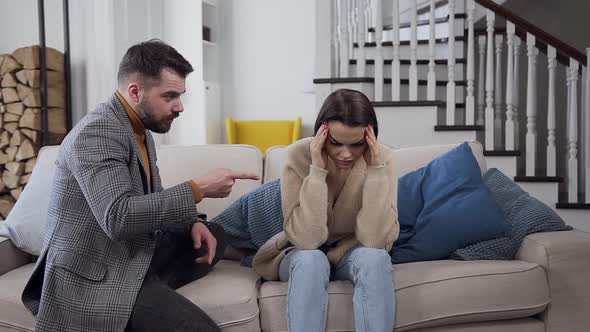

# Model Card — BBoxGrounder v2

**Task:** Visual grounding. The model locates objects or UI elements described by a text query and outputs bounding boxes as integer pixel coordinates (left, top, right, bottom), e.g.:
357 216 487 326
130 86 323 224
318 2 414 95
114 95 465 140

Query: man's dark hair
117 39 194 86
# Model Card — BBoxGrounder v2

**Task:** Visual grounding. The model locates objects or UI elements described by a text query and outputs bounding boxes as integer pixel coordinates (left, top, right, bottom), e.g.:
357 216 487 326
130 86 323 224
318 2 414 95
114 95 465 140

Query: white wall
219 0 317 139
0 0 64 54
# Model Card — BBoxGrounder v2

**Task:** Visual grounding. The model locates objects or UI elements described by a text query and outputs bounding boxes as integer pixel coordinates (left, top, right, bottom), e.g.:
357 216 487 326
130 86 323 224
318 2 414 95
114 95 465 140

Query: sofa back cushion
156 144 263 218
392 141 487 177
262 142 487 183
0 144 263 255
264 145 289 183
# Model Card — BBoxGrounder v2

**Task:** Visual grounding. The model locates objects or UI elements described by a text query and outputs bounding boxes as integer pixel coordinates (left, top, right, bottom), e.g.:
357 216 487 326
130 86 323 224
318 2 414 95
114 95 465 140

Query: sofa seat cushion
0 263 36 331
258 260 549 332
0 260 261 332
176 260 261 331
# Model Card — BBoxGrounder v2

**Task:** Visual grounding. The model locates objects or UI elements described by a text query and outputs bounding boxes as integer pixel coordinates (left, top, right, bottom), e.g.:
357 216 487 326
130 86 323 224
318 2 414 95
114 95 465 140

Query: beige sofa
1 142 589 332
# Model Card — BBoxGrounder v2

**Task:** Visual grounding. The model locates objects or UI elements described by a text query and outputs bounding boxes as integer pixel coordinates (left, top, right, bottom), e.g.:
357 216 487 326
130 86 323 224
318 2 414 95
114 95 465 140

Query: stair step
434 125 484 131
483 150 521 157
556 203 590 209
485 155 517 177
313 77 467 86
369 13 467 32
514 176 563 183
350 58 467 65
372 101 444 107
355 36 466 48
386 78 467 86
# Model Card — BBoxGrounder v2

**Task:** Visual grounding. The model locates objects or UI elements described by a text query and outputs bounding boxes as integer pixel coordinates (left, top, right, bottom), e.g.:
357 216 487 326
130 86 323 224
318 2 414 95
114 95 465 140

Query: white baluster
356 0 367 77
409 0 418 100
586 48 590 203
391 0 400 101
477 35 486 125
427 0 436 101
337 0 350 77
331 1 340 76
446 0 456 124
465 0 476 125
494 34 504 149
374 0 384 101
348 0 356 65
546 46 557 176
513 37 522 149
525 33 537 176
567 59 579 202
485 10 495 151
505 22 515 150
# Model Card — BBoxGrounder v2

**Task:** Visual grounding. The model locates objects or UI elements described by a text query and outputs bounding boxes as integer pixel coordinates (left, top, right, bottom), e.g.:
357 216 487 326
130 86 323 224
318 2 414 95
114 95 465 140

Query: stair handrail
474 0 586 66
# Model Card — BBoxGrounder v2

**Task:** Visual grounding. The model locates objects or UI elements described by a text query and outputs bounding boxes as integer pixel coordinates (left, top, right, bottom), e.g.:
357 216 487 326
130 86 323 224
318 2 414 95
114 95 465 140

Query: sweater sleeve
281 153 330 250
355 152 400 251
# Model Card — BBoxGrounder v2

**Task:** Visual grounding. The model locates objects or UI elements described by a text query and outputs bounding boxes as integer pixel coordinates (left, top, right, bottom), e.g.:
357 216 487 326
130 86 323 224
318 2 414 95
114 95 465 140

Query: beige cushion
414 318 544 332
176 260 261 331
0 260 261 332
156 144 263 218
392 141 487 177
258 260 549 332
262 142 487 185
263 145 288 183
0 263 35 331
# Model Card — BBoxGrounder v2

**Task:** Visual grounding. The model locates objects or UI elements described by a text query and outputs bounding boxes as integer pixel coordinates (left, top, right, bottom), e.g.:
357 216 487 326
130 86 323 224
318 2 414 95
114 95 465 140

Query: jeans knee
352 248 392 271
290 249 330 277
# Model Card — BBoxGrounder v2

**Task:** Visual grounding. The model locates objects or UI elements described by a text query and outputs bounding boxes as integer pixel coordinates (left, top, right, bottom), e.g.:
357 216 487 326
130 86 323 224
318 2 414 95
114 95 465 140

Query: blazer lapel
109 94 150 193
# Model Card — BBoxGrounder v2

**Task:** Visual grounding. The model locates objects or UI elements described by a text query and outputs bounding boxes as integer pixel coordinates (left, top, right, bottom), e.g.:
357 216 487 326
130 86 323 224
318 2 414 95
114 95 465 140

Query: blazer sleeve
66 118 199 241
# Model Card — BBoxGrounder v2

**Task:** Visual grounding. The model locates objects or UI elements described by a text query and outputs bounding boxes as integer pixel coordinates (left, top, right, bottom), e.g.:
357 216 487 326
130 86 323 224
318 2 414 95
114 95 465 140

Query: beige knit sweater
253 137 399 281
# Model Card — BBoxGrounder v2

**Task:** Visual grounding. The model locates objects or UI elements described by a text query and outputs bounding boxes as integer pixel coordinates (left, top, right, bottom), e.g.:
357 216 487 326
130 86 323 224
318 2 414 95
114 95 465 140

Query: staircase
314 0 590 231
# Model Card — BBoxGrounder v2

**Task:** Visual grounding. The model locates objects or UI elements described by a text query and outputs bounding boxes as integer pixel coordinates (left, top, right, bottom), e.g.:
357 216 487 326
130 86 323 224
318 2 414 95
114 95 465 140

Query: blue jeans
279 247 395 332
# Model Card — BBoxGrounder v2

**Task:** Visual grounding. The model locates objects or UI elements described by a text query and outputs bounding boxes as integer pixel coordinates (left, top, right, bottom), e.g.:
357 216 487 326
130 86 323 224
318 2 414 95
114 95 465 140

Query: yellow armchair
225 117 302 155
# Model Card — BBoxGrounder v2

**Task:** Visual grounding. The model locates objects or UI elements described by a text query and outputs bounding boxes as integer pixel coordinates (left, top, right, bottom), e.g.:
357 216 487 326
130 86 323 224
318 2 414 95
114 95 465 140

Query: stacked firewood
0 46 66 219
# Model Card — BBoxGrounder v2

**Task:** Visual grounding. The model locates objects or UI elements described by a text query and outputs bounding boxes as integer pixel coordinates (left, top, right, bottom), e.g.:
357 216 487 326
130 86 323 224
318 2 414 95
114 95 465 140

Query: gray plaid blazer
21 94 199 332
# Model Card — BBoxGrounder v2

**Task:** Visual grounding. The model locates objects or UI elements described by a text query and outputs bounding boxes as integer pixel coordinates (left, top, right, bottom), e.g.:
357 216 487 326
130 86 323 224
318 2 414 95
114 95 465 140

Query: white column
525 33 538 176
337 0 350 77
356 0 367 77
485 10 495 151
494 34 504 149
546 46 557 176
477 35 486 126
567 59 579 202
505 22 515 150
409 0 418 100
465 0 476 125
373 0 384 101
348 0 356 65
586 48 590 203
391 0 400 101
513 37 522 149
427 0 436 101
446 0 456 124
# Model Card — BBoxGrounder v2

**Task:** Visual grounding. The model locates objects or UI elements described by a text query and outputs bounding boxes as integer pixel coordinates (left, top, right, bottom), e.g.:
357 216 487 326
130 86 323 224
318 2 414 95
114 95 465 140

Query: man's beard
136 99 179 133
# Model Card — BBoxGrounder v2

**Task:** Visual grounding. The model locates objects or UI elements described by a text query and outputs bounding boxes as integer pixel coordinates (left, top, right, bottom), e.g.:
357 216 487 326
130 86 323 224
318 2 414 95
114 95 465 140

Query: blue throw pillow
391 142 511 263
451 168 572 260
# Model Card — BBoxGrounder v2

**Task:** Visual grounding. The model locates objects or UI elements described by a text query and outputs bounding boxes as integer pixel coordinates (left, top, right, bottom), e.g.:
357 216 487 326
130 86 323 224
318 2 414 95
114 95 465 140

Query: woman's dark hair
314 89 378 137
117 39 194 86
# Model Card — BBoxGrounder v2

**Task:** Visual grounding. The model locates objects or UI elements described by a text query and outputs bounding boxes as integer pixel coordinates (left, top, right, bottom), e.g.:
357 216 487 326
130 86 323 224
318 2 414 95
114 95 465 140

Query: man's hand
193 168 259 198
191 222 217 265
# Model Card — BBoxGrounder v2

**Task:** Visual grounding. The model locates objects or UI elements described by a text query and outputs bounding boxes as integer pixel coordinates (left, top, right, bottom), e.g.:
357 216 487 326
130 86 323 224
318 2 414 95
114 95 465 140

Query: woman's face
325 121 367 170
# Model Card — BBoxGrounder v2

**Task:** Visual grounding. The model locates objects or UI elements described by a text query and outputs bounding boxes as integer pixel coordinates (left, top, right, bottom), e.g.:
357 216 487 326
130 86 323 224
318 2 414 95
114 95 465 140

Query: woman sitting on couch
253 88 400 332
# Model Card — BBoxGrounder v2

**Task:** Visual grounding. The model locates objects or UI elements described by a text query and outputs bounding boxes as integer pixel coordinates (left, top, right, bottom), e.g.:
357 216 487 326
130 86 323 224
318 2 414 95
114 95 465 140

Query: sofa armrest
0 236 32 276
516 229 590 332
